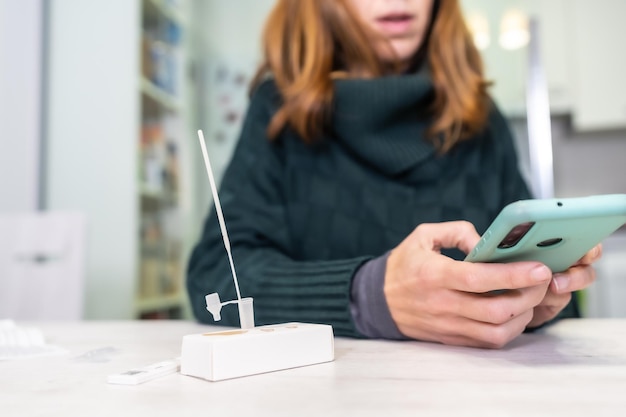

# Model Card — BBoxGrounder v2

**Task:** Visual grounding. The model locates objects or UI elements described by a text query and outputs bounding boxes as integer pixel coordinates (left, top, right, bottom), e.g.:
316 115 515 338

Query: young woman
187 0 600 348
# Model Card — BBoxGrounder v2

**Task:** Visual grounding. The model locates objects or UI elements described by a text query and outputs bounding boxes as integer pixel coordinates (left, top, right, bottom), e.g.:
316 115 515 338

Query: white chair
0 211 86 320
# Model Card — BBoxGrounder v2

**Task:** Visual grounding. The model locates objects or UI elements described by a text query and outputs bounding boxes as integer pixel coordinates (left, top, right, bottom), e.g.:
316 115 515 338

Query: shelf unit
45 0 198 320
136 0 190 319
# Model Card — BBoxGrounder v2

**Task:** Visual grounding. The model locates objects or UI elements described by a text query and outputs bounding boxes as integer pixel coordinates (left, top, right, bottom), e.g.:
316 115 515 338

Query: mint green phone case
465 194 626 272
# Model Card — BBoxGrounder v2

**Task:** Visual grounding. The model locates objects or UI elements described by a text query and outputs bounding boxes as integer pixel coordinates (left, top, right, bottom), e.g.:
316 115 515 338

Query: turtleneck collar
331 70 437 176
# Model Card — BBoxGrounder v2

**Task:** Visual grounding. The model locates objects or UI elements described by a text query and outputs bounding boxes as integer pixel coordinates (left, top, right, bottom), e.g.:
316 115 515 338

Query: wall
45 0 139 319
190 0 275 223
0 0 44 212
193 0 274 61
509 117 626 199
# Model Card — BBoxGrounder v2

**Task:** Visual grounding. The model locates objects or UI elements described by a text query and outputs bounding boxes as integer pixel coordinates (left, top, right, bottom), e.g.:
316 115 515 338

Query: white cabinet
460 0 572 116
46 0 194 319
569 0 626 131
525 0 572 113
461 0 626 130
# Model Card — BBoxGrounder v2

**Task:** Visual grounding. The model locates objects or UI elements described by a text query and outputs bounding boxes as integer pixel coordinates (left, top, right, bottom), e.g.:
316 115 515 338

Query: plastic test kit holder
180 130 335 381
180 293 334 381
180 320 334 382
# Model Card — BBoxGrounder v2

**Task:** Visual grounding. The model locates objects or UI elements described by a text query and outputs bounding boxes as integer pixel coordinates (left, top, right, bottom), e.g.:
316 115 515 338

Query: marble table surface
1 319 625 417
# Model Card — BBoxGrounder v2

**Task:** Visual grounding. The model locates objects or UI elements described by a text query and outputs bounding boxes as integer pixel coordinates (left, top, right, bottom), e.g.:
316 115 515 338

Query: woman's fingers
551 264 597 294
527 291 572 329
440 258 552 293
444 285 548 325
411 221 481 255
399 307 535 349
523 264 597 329
456 309 535 349
574 244 603 266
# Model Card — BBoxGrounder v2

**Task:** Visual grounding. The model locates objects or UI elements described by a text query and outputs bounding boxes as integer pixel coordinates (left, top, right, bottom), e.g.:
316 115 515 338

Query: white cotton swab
197 130 254 329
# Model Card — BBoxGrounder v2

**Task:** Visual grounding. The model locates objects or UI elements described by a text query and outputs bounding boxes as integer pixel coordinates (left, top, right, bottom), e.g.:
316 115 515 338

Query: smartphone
464 194 626 272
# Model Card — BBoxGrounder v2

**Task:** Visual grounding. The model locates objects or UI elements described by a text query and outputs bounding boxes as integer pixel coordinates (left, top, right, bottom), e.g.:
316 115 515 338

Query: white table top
1 319 626 417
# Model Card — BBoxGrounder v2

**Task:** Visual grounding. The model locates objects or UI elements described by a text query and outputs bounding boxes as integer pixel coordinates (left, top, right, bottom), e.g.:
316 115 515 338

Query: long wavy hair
251 0 490 153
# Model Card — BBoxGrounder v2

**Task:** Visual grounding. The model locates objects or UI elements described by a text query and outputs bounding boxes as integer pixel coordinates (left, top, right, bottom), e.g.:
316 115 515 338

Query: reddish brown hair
252 0 490 153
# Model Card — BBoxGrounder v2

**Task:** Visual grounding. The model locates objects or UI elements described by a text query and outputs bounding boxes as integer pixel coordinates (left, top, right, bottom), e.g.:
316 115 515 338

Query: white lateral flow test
179 130 334 382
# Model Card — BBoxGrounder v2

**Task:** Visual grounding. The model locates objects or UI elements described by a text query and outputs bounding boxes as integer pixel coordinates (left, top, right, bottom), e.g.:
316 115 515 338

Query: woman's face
348 0 435 65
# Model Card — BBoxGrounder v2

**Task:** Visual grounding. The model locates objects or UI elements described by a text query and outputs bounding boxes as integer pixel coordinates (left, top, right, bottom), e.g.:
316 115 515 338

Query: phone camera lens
497 222 535 249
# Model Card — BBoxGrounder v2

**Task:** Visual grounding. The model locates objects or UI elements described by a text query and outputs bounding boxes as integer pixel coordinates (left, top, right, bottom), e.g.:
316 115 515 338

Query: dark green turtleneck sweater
187 73 576 337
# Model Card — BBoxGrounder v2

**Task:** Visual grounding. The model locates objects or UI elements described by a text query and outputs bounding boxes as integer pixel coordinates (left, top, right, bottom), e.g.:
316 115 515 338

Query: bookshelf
136 0 190 319
46 0 194 320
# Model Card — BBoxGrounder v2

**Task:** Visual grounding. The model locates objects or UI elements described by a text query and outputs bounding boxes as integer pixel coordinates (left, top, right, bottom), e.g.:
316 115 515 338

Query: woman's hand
526 244 601 329
385 221 552 348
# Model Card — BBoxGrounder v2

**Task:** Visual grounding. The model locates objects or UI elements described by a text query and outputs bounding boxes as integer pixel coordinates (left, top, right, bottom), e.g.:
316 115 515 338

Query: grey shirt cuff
350 252 406 340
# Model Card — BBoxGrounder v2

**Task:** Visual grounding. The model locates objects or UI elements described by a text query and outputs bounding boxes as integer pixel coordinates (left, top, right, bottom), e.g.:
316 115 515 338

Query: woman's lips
375 13 415 35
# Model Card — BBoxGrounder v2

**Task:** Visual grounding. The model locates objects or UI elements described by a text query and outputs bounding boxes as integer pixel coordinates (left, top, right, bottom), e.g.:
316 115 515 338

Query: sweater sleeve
350 253 406 339
186 81 370 337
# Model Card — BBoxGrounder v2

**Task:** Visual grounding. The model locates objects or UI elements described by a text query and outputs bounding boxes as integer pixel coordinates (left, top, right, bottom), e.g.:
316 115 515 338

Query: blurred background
1 0 625 321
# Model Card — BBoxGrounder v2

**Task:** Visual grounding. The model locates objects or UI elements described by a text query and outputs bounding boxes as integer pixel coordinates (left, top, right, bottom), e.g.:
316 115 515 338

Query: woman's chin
375 38 423 67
